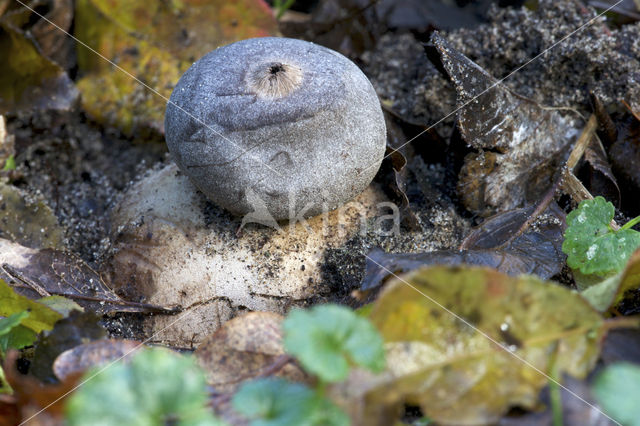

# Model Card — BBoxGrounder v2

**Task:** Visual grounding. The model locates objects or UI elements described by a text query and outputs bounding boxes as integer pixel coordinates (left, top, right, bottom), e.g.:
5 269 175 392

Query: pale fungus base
106 163 388 347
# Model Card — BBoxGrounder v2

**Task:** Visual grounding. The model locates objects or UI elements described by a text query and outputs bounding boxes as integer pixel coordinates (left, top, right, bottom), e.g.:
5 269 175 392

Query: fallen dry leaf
0 5 78 113
431 32 583 217
1 350 82 425
53 339 142 381
0 183 65 249
361 204 566 291
0 238 172 314
194 311 307 395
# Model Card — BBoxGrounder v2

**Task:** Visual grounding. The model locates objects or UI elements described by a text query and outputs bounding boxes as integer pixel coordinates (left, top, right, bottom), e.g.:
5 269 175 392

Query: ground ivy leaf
232 378 349 426
357 266 604 425
0 279 62 333
593 363 640 426
283 304 385 383
65 347 224 426
562 196 640 276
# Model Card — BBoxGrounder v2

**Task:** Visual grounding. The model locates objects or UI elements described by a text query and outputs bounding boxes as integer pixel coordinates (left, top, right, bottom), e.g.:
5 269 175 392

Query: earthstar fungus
165 37 387 221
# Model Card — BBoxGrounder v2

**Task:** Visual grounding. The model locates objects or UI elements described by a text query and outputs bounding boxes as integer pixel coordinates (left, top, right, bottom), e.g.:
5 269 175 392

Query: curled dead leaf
431 32 582 217
194 312 308 395
53 339 142 381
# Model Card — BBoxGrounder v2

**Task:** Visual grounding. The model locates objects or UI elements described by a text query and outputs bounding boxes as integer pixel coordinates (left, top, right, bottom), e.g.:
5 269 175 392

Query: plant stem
603 315 640 331
621 215 640 231
549 345 563 426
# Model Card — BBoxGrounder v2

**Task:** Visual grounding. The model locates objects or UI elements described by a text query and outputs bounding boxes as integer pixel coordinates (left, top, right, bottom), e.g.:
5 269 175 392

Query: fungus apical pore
165 37 387 221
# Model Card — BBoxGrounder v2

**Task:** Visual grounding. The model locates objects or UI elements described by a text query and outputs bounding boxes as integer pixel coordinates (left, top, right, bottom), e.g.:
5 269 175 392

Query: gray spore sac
165 37 387 221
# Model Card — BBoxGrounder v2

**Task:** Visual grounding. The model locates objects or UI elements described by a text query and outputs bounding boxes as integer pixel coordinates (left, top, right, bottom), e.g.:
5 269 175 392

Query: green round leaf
283 304 385 383
232 378 349 426
593 363 640 426
562 197 640 276
65 347 223 426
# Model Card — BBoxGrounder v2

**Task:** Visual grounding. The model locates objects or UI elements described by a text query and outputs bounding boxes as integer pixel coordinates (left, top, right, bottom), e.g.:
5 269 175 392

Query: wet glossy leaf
431 32 582 217
592 363 640 426
283 304 385 383
232 377 349 426
581 249 640 311
0 279 61 333
195 312 307 394
0 7 78 113
358 266 604 425
562 197 640 276
362 205 566 291
74 0 278 136
65 347 224 425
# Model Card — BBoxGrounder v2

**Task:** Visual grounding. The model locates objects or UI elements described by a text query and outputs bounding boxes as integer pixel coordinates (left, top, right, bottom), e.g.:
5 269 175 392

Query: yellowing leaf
0 8 78 113
0 279 62 334
581 248 640 312
356 267 604 425
74 0 278 136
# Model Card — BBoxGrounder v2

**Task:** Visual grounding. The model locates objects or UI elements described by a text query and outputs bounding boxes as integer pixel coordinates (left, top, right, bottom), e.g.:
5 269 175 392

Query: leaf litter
1 0 640 424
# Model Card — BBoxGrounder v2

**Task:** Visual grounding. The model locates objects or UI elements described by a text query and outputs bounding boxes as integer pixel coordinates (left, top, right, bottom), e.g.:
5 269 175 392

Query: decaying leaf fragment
53 339 141 381
361 204 566 291
344 266 605 425
0 183 65 249
0 238 171 314
194 312 307 394
431 32 583 217
0 351 82 426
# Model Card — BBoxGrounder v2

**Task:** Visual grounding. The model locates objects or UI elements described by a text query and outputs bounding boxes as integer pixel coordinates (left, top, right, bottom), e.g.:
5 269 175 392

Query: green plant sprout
2 155 15 171
65 348 225 426
233 304 386 425
273 0 295 19
592 363 640 426
562 196 640 277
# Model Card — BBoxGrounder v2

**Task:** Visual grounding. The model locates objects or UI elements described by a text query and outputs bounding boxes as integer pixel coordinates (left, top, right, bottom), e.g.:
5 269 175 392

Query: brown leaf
582 138 620 205
431 32 583 217
53 339 142 381
361 204 566 291
30 0 75 70
2 350 82 425
194 311 308 394
30 310 106 383
0 238 173 314
609 107 640 211
0 183 65 249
